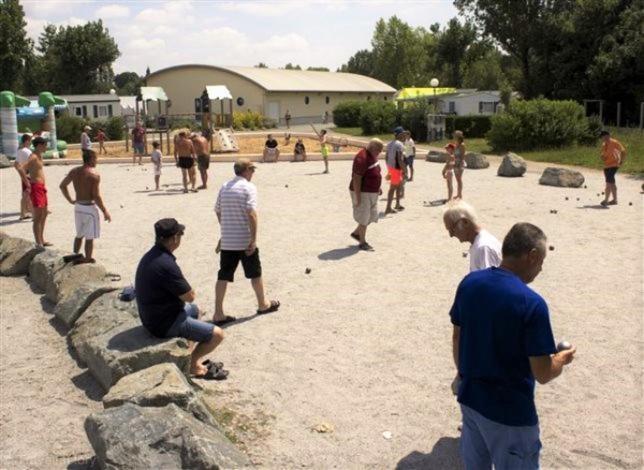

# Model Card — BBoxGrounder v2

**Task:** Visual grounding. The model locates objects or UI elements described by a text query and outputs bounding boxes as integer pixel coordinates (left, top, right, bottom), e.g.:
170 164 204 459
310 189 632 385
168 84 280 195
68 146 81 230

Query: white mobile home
439 90 502 115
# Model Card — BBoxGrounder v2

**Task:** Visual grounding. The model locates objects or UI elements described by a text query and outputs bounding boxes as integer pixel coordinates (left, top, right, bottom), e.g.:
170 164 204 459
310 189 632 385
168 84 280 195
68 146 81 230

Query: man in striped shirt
213 159 280 325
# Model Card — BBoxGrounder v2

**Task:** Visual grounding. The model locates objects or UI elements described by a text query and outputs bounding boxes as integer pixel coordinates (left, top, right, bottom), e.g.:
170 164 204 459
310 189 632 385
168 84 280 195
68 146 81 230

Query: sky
22 0 459 75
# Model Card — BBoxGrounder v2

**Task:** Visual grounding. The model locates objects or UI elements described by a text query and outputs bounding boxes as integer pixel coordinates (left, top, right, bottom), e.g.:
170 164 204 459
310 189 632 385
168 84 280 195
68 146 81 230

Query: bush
360 101 399 135
169 117 199 130
446 115 492 138
399 101 430 142
232 110 266 130
486 99 590 151
579 114 602 146
56 115 88 143
333 101 363 127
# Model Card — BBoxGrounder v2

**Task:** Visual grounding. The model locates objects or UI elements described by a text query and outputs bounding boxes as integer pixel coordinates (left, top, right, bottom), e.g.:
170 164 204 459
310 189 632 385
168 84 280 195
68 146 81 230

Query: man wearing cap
213 158 280 325
80 126 92 159
384 127 408 214
135 218 228 380
349 139 384 251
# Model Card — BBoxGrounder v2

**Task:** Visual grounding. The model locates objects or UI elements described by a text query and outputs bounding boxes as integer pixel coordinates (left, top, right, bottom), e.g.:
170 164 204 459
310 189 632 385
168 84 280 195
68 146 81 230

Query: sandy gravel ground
0 156 642 469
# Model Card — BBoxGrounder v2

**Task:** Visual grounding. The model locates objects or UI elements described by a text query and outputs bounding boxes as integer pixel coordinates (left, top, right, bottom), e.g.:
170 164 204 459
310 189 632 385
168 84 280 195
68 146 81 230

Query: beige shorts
351 191 379 226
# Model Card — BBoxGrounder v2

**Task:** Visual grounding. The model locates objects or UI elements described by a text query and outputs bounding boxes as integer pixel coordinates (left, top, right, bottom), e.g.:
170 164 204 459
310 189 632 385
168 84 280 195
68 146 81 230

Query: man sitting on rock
135 218 227 380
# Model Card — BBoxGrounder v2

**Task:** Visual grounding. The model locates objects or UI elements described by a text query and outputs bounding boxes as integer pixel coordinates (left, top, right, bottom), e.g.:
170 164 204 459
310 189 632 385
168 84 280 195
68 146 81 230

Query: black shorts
218 248 262 282
197 154 210 170
178 156 194 169
604 166 618 184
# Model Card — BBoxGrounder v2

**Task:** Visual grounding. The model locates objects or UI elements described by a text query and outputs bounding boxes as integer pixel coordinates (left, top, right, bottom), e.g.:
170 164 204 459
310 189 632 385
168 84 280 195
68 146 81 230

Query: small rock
120 204 124 208
383 431 393 440
305 267 311 274
312 422 334 433
462 252 468 258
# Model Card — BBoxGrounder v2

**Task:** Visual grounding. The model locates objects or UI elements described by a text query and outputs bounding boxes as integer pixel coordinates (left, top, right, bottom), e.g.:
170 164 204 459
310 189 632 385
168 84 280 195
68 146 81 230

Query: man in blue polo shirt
136 218 227 380
450 222 576 469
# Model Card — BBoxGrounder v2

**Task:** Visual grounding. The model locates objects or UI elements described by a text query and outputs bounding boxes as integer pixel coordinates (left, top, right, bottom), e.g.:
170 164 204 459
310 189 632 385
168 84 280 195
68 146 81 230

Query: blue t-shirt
449 267 556 426
135 244 191 337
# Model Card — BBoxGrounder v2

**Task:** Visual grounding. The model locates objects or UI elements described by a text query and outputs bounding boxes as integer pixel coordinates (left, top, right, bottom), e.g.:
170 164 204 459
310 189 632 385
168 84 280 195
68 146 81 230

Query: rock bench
0 235 43 276
497 152 527 177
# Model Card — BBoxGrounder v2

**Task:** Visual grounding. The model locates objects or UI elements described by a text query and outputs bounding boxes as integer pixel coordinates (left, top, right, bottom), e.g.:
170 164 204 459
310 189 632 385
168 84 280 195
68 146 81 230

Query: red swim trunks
387 167 403 186
30 182 48 208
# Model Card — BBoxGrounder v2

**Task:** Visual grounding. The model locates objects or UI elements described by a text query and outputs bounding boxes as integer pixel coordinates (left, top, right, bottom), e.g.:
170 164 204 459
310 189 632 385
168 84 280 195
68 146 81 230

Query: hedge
487 99 590 151
445 115 491 138
333 101 363 127
359 101 399 135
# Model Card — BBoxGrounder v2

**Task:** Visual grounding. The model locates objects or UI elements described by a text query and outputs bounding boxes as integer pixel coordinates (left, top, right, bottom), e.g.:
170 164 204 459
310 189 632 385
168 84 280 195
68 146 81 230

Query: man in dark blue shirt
136 218 227 380
450 222 576 469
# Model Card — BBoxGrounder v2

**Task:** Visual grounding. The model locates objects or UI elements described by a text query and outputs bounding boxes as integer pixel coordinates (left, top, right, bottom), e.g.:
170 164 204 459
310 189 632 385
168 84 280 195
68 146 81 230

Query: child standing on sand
151 141 162 191
442 143 456 201
97 129 107 155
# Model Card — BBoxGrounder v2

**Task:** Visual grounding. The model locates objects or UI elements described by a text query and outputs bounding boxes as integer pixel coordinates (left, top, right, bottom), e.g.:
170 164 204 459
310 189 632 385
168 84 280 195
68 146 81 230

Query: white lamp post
430 78 439 113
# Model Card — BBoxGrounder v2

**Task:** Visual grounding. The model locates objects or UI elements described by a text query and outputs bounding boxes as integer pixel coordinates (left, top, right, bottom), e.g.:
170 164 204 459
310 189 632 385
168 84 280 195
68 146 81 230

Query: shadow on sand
396 437 462 470
318 245 360 260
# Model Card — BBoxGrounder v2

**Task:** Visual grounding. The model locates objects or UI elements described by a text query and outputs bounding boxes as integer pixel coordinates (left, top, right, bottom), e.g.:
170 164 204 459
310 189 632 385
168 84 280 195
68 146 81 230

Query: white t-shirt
215 176 258 251
403 138 415 157
16 147 32 165
81 132 92 150
469 229 502 272
150 149 162 165
385 140 404 168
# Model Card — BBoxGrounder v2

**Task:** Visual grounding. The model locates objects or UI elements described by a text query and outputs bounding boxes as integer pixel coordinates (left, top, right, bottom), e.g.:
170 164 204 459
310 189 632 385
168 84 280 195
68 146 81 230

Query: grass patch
333 126 643 175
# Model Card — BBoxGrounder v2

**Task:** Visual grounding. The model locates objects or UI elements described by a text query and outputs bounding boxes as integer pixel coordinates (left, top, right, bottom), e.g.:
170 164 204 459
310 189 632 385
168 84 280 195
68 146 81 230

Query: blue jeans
460 404 541 470
165 303 213 343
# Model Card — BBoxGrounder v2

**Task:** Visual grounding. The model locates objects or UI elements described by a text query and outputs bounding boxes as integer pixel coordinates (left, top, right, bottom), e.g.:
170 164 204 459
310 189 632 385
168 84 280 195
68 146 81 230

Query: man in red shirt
349 139 384 251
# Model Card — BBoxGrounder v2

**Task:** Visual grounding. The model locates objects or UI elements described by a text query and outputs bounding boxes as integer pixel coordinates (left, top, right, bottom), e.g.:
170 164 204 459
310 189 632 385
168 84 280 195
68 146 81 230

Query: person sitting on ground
150 141 162 191
442 143 456 201
293 138 307 162
262 134 279 163
135 218 227 380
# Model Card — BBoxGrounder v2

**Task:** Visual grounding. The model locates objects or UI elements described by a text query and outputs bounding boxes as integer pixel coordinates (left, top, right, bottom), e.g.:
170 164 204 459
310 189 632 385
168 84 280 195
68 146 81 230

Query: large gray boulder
539 167 585 188
464 152 489 169
497 152 527 177
69 291 190 390
28 249 66 292
85 403 250 469
103 363 218 428
0 237 43 276
0 154 11 169
45 262 108 303
426 150 448 163
54 283 118 328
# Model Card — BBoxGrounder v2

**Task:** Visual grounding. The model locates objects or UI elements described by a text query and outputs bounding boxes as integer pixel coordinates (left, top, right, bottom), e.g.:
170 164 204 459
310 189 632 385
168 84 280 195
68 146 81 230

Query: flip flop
63 253 84 263
212 315 237 326
42 242 53 247
257 300 280 315
202 359 224 370
195 367 229 381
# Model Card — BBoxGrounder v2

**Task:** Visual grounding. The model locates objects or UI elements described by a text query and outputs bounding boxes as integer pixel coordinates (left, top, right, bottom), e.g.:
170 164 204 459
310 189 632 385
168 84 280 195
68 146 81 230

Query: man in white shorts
14 133 33 219
59 150 111 263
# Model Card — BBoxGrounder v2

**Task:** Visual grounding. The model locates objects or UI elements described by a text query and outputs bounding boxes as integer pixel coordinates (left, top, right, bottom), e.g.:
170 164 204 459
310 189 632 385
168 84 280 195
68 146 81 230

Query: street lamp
430 78 439 113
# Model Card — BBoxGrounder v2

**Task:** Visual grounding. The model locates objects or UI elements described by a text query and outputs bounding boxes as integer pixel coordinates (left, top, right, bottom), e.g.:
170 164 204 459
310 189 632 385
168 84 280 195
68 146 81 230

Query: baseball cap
393 126 406 136
84 125 92 131
154 218 185 239
32 136 47 146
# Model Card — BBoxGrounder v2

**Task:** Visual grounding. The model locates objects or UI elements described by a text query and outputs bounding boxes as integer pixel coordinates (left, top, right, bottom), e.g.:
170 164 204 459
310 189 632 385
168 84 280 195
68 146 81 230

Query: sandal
194 367 229 381
202 359 224 370
257 300 280 315
212 315 237 326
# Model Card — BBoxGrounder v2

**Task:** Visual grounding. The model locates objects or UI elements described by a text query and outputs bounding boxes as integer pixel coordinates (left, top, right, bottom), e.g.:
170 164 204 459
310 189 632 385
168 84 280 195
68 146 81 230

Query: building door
267 101 280 123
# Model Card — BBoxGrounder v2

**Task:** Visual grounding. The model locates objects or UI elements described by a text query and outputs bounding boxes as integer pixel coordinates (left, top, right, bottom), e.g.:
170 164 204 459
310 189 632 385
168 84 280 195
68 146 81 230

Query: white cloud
96 4 129 19
218 0 306 17
25 15 88 42
128 38 166 51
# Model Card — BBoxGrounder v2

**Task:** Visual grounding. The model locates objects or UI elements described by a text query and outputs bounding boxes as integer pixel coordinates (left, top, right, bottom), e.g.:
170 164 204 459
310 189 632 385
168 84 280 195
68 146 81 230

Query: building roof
439 90 501 100
60 94 120 103
148 64 396 93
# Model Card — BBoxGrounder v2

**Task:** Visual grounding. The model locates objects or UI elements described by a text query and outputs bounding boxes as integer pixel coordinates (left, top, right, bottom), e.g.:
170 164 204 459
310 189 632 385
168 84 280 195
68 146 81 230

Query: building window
75 107 82 117
384 96 387 101
325 96 330 104
366 96 371 101
304 96 310 105
98 105 108 117
236 97 245 106
479 101 496 114
449 101 455 113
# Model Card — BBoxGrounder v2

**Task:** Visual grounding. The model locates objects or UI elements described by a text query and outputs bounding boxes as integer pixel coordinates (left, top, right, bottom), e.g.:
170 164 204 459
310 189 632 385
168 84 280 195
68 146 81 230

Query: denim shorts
133 142 145 154
460 404 541 470
165 303 213 343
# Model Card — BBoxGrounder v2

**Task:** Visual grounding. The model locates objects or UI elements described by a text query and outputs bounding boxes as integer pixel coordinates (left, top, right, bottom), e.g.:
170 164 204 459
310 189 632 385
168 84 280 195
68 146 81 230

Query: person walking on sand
599 130 626 206
136 218 228 380
14 133 33 220
132 122 146 165
212 159 280 326
450 223 575 469
97 128 107 155
80 125 92 159
319 129 329 174
59 150 112 263
175 131 197 193
192 132 211 189
17 137 51 246
453 130 466 199
150 141 162 191
349 139 384 251
384 126 408 214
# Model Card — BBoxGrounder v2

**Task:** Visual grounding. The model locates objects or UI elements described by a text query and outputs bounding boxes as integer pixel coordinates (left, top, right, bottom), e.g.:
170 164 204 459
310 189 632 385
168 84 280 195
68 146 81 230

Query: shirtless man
18 137 50 246
59 150 111 263
191 132 210 189
174 132 197 193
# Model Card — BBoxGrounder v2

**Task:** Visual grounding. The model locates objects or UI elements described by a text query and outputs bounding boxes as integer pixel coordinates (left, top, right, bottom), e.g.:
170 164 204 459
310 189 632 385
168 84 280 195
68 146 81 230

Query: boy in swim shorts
18 137 51 246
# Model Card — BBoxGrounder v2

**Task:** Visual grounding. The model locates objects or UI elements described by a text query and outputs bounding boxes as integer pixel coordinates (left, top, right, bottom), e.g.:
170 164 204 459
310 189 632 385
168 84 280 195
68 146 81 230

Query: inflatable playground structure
0 91 68 160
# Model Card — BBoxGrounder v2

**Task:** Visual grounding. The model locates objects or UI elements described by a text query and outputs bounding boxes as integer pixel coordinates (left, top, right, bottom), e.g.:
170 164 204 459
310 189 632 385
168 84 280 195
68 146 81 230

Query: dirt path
0 277 102 470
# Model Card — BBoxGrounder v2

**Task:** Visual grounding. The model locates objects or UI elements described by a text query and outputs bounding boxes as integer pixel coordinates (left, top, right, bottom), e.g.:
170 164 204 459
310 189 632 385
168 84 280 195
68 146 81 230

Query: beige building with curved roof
146 64 396 125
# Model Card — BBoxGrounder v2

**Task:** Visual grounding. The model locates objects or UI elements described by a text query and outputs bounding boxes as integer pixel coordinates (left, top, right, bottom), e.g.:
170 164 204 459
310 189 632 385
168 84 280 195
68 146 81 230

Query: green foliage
360 101 399 135
114 72 143 96
332 101 364 127
306 66 330 72
462 51 506 90
578 114 602 146
446 115 492 138
284 63 301 70
339 49 375 76
169 117 198 130
105 116 125 140
399 101 431 142
56 115 88 144
486 99 590 151
435 19 478 87
254 63 268 68
232 110 266 130
0 0 31 91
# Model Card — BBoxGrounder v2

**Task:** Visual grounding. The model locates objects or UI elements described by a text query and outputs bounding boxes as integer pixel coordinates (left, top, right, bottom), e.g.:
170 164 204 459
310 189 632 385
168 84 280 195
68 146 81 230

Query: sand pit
0 157 641 468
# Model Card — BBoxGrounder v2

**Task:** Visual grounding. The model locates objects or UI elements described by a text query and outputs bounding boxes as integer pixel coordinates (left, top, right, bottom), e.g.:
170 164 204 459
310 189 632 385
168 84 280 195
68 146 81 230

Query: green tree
254 62 268 68
307 66 330 71
114 71 143 95
435 19 478 87
462 50 506 89
37 20 120 93
0 0 31 91
284 63 302 70
339 49 375 76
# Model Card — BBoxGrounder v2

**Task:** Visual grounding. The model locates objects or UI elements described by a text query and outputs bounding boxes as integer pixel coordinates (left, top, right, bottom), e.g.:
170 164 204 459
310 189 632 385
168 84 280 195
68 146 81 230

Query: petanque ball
584 185 587 189
629 202 633 206
576 198 580 201
565 197 569 201
462 252 468 258
549 245 555 251
305 267 311 274
285 184 289 188
120 204 124 208
557 340 572 352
